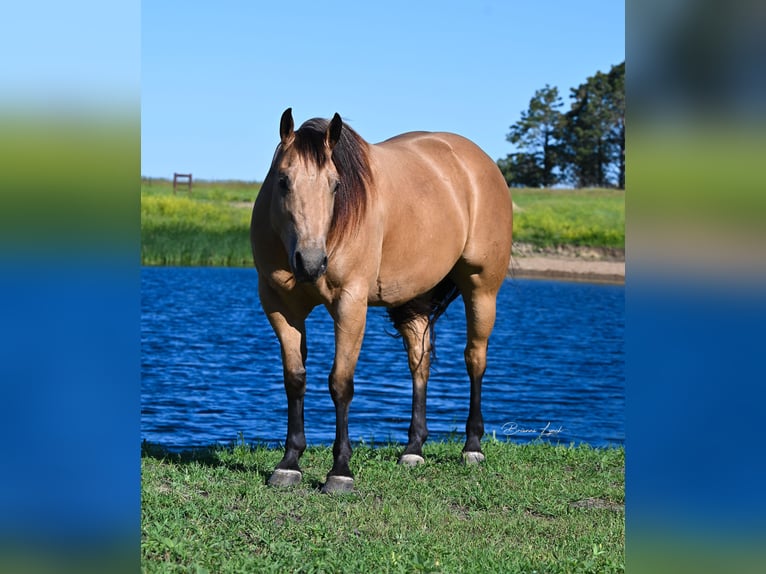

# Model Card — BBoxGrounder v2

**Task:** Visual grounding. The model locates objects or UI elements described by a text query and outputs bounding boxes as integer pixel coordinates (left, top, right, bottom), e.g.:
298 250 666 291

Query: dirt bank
508 243 625 284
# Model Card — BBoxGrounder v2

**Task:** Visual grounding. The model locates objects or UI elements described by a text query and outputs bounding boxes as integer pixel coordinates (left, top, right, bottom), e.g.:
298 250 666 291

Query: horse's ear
280 108 294 146
326 113 342 150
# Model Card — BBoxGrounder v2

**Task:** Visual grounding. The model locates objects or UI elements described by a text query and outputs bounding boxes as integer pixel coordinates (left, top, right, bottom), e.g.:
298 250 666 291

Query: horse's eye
332 180 340 194
278 175 289 193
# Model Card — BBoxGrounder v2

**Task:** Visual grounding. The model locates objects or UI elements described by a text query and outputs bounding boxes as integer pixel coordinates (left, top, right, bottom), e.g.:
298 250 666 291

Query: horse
251 109 512 493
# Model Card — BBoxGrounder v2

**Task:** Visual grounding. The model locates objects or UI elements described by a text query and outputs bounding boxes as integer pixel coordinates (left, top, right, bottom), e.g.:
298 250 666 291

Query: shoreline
141 257 627 284
508 244 625 284
509 256 625 284
142 245 626 285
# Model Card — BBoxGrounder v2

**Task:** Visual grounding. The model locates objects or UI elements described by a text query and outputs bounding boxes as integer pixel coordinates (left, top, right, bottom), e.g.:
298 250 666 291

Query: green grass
512 188 625 249
141 178 259 266
142 440 624 573
140 180 625 266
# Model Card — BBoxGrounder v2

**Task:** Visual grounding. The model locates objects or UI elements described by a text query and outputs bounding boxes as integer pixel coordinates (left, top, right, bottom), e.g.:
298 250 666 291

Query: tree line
498 61 624 189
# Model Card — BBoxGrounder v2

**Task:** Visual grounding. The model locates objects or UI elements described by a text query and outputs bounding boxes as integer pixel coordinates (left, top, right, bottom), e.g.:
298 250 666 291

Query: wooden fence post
173 173 192 194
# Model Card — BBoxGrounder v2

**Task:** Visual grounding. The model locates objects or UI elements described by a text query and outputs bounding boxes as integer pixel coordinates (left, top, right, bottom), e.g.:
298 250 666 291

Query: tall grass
141 188 255 266
140 181 625 266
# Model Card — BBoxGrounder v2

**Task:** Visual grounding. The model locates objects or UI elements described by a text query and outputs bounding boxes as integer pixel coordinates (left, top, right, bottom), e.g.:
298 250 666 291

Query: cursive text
502 421 565 439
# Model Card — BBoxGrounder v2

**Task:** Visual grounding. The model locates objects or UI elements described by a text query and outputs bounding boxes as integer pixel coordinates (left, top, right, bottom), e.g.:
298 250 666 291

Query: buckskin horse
251 109 512 493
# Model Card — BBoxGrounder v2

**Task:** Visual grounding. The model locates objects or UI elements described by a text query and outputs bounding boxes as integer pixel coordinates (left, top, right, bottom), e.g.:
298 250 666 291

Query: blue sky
142 1 624 180
1 2 138 109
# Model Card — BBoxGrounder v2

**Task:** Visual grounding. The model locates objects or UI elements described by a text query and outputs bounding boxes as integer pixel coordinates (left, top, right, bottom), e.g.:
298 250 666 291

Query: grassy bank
142 440 624 573
141 178 259 266
511 188 624 249
140 179 624 266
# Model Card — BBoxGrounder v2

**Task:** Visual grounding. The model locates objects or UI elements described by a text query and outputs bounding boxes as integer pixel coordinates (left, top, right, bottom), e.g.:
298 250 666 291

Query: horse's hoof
321 475 354 494
462 451 485 465
398 454 425 467
268 469 302 487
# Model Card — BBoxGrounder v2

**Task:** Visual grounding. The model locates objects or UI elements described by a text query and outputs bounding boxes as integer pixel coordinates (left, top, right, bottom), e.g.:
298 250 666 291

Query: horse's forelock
289 117 372 246
292 118 331 168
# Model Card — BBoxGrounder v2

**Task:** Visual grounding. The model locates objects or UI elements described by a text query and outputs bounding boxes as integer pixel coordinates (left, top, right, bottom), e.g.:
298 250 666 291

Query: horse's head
269 108 343 283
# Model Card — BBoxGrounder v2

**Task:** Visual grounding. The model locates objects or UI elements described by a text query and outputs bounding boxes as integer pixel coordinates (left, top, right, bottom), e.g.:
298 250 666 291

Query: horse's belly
371 238 464 306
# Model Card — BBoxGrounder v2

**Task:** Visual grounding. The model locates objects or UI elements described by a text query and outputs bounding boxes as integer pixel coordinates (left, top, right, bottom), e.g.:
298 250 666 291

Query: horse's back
376 130 511 223
370 131 512 302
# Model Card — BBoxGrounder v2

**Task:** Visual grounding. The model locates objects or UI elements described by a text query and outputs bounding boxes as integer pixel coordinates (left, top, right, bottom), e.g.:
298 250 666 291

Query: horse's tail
427 277 461 336
386 277 460 362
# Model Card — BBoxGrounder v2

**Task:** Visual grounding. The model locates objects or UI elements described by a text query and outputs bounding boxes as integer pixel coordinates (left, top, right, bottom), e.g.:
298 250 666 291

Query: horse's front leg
260 280 310 487
322 292 367 494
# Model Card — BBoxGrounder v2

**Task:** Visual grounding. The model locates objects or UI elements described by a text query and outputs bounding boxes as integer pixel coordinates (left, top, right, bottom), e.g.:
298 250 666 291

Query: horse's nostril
292 247 327 281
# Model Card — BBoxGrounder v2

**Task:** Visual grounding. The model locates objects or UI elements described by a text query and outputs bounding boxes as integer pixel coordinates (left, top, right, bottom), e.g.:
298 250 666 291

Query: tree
497 152 544 188
560 62 625 188
606 62 625 189
499 85 564 187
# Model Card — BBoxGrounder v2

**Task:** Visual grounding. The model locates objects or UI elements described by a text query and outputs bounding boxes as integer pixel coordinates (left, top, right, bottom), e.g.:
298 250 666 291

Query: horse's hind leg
457 280 501 464
395 312 432 466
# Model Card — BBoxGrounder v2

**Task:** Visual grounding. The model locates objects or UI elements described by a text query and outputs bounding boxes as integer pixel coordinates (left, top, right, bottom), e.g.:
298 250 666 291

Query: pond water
141 267 624 450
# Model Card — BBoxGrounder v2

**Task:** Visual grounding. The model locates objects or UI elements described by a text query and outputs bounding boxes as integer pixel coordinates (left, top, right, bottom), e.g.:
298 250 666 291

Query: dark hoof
462 451 485 465
398 454 425 467
321 475 354 494
268 469 302 487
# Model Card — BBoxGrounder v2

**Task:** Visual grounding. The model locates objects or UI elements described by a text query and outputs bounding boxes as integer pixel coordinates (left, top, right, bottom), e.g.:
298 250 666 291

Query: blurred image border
627 1 766 572
1 2 140 573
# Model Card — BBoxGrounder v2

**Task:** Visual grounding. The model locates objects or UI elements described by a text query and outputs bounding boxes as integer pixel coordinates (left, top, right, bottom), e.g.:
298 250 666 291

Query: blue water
141 267 624 449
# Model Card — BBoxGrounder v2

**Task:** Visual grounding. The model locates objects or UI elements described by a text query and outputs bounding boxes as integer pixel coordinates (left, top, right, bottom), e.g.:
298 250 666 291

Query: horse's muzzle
292 246 328 282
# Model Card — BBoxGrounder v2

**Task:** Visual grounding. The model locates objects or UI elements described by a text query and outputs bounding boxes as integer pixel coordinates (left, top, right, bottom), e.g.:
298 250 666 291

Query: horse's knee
328 372 354 404
284 368 306 398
